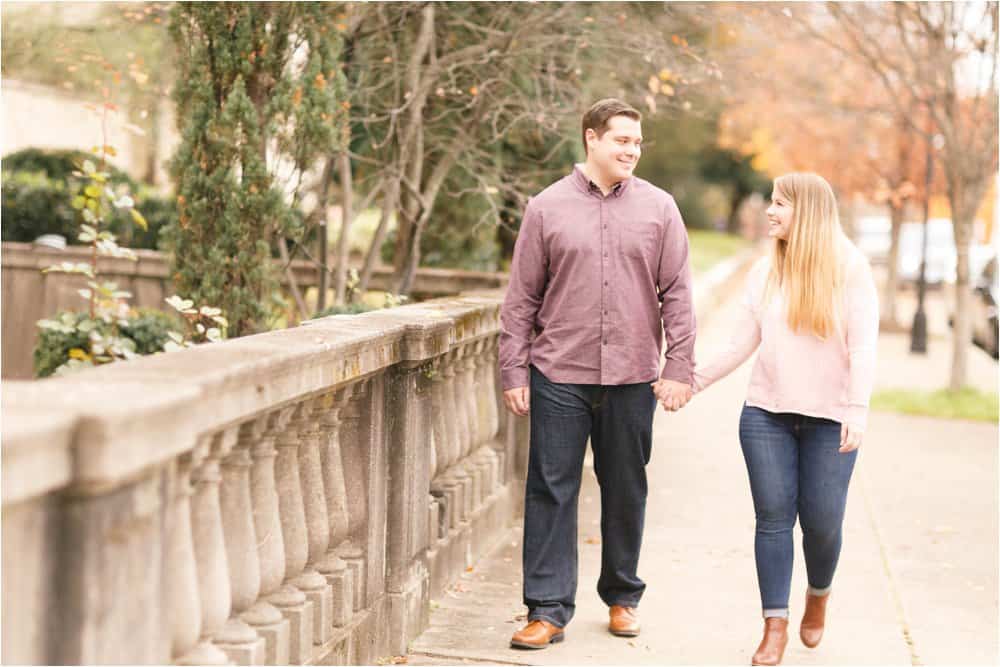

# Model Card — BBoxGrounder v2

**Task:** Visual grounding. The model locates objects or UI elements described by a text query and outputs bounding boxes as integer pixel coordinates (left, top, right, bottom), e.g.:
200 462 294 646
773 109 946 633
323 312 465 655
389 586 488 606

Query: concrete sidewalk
405 274 998 666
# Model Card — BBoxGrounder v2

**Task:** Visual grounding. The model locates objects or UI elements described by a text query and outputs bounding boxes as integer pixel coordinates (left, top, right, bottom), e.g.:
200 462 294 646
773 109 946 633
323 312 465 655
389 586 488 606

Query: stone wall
1 290 529 665
0 242 509 379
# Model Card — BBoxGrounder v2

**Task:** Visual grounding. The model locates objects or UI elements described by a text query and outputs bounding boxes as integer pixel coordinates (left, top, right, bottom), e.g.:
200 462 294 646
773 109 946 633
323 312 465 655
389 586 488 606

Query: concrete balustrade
1 291 528 665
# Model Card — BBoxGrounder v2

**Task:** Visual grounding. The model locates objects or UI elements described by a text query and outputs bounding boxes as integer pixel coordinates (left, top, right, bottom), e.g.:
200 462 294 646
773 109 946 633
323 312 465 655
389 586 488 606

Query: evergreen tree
167 3 346 335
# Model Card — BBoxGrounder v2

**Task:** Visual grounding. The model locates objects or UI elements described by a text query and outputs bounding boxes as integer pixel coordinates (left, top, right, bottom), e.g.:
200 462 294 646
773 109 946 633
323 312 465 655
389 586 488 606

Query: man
499 98 696 650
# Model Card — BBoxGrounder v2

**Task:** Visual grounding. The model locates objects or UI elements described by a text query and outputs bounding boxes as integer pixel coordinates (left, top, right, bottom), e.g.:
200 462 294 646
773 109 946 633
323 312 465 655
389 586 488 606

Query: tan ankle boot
800 592 830 648
751 617 788 665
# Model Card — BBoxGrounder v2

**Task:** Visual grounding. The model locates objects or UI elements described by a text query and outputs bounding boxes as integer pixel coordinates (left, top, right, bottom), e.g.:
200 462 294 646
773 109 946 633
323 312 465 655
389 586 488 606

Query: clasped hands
650 379 692 412
504 379 693 417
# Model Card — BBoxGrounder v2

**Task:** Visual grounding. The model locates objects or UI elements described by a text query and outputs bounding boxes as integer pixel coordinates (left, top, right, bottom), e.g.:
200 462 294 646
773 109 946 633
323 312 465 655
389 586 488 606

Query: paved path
406 277 998 666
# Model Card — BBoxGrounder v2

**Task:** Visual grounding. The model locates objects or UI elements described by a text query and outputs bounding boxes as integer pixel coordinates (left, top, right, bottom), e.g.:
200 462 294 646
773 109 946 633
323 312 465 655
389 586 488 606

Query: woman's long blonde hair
766 172 845 339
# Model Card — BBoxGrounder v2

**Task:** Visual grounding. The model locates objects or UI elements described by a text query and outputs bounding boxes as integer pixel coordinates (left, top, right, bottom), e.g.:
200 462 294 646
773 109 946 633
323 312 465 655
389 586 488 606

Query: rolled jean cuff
527 613 565 629
807 585 832 597
763 608 789 619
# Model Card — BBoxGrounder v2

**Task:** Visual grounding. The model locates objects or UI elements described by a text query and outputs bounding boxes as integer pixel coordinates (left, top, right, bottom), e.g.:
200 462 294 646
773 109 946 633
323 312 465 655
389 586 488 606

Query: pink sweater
693 240 879 431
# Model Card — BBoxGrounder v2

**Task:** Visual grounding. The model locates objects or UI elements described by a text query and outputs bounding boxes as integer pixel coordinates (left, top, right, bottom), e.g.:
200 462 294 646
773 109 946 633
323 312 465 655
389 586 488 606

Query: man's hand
839 423 863 453
503 386 530 417
650 379 692 412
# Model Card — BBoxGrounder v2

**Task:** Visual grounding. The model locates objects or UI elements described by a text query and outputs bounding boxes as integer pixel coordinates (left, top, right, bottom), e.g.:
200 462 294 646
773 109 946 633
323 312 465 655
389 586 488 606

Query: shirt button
604 281 608 286
603 340 608 345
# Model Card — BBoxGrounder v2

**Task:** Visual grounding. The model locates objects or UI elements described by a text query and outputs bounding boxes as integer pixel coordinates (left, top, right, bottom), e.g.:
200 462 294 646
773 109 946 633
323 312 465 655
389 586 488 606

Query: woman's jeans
738 405 858 617
522 365 657 628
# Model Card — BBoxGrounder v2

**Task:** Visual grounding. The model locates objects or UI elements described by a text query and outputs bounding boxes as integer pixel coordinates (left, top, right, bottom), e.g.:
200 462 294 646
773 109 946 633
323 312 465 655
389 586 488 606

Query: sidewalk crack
860 468 922 665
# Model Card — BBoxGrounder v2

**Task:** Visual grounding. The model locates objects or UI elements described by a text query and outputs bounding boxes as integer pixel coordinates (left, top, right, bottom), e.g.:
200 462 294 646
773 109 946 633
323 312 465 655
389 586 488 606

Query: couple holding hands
499 99 878 665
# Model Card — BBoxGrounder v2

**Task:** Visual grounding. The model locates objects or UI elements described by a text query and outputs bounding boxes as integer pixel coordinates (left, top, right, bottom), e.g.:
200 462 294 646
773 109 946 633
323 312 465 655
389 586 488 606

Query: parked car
897 218 996 286
970 256 999 359
897 219 957 285
854 216 892 265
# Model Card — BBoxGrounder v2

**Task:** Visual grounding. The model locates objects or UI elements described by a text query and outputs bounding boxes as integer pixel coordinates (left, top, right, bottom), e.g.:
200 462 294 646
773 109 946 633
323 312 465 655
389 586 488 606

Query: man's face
586 115 642 183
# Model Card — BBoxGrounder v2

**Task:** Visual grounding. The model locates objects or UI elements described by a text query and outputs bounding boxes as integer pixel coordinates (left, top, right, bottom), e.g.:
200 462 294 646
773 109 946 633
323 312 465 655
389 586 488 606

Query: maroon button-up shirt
499 165 696 390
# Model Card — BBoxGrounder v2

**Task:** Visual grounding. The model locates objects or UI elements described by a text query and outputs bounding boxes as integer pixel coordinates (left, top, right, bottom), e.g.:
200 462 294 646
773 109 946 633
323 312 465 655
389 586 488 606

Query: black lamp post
909 138 933 354
910 130 943 354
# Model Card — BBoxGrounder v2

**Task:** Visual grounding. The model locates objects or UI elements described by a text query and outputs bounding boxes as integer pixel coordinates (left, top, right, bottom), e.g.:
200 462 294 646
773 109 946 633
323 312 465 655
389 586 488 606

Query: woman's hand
651 379 692 412
839 422 863 453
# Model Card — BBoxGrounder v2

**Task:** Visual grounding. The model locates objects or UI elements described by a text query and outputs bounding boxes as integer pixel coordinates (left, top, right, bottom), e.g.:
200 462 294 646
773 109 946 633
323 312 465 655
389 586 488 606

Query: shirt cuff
845 405 869 432
501 367 529 391
659 359 694 386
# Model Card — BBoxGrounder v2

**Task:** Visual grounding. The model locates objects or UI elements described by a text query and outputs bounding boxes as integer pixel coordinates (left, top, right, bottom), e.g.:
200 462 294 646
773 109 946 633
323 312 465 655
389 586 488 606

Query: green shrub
33 312 91 379
33 307 180 378
2 148 135 186
1 149 176 250
122 307 182 354
1 170 76 242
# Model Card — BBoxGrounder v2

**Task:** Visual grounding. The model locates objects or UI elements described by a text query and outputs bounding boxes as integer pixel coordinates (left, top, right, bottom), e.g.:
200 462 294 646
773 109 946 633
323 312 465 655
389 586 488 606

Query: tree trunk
948 188 981 391
357 173 400 296
279 237 309 322
334 152 354 305
882 202 904 329
726 187 746 235
315 157 335 313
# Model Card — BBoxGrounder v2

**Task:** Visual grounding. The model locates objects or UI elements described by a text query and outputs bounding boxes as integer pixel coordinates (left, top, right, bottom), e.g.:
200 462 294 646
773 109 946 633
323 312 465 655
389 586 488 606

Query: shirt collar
572 164 631 198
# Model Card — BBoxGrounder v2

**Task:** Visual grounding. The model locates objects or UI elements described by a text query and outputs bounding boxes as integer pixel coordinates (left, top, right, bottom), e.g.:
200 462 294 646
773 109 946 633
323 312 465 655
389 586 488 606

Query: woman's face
766 188 794 240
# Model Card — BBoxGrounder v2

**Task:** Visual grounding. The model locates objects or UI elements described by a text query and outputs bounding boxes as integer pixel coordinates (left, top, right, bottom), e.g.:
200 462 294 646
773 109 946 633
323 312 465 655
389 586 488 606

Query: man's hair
581 99 641 154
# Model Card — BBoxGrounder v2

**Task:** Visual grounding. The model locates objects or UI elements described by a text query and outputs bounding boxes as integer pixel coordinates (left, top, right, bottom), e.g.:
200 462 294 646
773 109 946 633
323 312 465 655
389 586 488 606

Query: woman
692 172 879 665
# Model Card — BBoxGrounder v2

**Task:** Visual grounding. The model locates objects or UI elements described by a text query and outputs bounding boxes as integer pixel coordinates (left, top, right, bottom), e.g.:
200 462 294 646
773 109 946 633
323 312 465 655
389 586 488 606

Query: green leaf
165 295 195 313
130 208 148 231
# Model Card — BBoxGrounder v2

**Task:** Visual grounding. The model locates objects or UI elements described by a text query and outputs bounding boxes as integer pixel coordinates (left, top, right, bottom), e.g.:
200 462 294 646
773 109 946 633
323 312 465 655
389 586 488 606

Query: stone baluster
336 380 369 612
242 412 291 666
291 398 335 648
474 337 503 494
315 385 355 628
166 454 202 661
429 358 451 478
456 345 475 458
440 352 462 470
176 434 231 665
267 403 315 664
462 341 482 449
472 339 491 449
214 423 266 664
483 336 501 442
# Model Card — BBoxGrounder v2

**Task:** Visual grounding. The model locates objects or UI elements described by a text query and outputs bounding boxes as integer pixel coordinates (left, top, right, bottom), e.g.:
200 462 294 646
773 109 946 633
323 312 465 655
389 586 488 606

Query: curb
693 244 763 326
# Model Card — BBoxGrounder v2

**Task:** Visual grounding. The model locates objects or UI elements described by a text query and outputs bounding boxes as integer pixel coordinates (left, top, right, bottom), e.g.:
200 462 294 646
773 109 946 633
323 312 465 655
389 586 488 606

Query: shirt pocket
620 222 660 261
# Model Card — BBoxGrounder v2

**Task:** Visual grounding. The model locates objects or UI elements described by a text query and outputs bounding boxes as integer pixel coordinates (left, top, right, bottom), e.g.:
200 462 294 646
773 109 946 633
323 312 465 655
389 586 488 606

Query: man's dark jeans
523 365 657 629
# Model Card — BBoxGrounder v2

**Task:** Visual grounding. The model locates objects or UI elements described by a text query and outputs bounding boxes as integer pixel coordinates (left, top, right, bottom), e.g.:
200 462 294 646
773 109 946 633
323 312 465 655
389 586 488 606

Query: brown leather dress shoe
751 617 788 665
510 619 564 649
608 605 640 637
800 592 830 648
